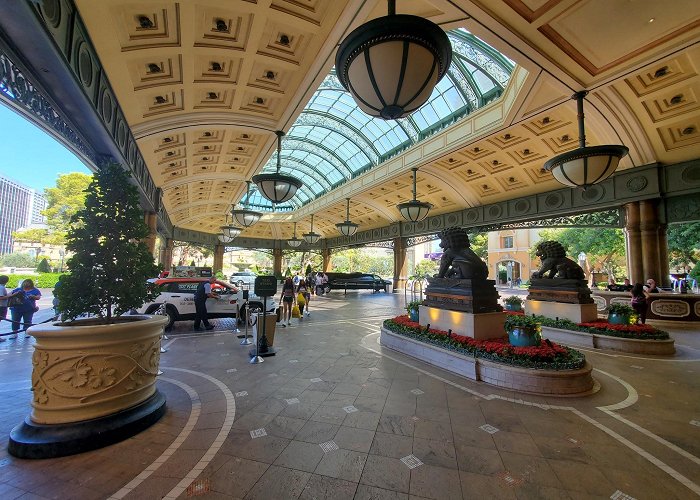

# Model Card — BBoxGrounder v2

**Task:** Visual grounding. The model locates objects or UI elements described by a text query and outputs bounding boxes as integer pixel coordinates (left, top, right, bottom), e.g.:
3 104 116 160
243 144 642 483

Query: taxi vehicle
136 277 277 330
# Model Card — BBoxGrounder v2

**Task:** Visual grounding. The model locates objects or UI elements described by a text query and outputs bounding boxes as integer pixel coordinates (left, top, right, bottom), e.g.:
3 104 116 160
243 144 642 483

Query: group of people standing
0 276 42 340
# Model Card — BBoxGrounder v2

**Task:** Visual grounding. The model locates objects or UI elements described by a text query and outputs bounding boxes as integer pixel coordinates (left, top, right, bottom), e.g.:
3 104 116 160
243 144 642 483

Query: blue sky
0 104 91 193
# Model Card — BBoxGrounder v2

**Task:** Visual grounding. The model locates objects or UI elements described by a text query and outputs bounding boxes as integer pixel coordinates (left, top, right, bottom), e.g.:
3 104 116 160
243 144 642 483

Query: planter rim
29 315 167 337
542 325 674 344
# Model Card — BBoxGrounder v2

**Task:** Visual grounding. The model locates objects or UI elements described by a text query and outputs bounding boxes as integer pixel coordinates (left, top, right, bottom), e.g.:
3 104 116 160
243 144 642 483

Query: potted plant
503 295 523 312
607 303 634 325
406 300 422 322
9 163 166 459
504 314 542 347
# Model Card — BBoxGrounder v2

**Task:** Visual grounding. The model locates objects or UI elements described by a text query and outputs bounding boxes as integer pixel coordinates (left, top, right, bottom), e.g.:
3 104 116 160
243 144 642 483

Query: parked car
135 277 276 330
229 271 257 287
326 273 391 293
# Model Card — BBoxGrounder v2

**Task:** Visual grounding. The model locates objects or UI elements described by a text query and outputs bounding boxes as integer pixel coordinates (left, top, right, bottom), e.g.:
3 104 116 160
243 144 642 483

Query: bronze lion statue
436 227 488 280
531 241 585 280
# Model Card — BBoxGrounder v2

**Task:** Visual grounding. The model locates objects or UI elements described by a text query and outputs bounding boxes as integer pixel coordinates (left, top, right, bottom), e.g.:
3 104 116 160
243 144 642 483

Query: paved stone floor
1 290 699 499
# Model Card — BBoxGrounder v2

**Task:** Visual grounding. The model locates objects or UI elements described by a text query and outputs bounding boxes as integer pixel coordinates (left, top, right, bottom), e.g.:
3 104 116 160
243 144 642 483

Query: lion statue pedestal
418 228 504 340
524 241 597 323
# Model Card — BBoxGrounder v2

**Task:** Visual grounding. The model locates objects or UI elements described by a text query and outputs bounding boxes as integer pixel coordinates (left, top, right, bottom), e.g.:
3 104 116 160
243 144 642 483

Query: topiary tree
55 163 160 322
36 258 51 273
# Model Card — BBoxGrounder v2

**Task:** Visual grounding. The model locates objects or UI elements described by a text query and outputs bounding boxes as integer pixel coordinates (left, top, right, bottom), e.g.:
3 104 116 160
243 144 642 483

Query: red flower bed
389 315 568 361
578 319 657 334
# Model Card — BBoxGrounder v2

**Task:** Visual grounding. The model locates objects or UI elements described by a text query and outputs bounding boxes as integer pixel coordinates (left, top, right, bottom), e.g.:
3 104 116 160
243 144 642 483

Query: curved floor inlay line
108 377 202 499
361 331 700 496
162 367 237 500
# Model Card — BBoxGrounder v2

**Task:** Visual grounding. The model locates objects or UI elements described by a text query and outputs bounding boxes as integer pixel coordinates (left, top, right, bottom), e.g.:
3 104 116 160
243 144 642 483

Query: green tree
667 222 700 271
13 172 92 246
37 258 51 273
467 232 488 261
413 259 438 278
56 163 159 321
0 253 36 267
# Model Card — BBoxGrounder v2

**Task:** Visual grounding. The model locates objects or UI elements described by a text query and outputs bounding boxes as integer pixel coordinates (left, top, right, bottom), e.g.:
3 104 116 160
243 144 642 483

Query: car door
173 282 198 314
207 284 240 316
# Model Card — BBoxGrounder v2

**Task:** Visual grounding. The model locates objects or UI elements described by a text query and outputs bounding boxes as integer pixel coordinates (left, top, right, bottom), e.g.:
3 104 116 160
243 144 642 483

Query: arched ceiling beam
281 148 347 183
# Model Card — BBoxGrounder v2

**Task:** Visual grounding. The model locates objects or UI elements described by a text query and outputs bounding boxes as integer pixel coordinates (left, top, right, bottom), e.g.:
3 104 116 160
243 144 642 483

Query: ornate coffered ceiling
72 0 700 241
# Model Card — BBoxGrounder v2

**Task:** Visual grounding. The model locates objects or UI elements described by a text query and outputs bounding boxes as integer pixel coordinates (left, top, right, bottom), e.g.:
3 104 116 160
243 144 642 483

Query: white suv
136 277 277 330
230 271 257 287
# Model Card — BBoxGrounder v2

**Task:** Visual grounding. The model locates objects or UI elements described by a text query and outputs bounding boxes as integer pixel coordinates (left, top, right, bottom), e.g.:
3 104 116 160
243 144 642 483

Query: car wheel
237 280 244 287
164 306 177 330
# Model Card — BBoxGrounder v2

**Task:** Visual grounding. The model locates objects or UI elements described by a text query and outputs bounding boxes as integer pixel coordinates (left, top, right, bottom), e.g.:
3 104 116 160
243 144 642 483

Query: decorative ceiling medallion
626 176 648 192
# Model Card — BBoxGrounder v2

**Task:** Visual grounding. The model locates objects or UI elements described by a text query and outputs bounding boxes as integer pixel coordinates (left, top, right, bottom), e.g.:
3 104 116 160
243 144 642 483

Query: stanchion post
240 297 252 345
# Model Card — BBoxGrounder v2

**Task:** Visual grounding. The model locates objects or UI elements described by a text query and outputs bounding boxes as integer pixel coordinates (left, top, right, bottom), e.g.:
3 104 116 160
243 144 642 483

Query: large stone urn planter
9 315 167 458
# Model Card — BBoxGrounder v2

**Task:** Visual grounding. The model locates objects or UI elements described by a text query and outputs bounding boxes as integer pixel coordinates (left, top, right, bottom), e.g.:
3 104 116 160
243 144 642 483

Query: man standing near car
194 277 218 331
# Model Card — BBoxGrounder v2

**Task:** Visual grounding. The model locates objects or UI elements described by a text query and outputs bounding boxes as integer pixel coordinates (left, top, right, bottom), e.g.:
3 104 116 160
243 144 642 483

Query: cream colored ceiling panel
540 0 700 75
192 8 254 51
113 3 181 51
128 55 183 90
193 55 243 84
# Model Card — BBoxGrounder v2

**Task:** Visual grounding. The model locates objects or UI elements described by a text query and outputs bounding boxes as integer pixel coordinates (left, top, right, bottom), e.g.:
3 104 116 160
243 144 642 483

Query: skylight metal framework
247 29 514 210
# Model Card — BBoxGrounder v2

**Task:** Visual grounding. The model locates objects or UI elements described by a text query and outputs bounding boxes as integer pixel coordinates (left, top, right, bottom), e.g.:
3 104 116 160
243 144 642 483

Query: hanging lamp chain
412 168 418 202
346 198 351 222
573 91 588 149
387 0 395 16
276 131 283 174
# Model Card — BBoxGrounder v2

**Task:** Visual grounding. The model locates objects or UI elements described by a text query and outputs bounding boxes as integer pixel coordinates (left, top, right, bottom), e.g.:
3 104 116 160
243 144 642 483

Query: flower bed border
385 317 586 370
380 327 595 396
541 326 676 355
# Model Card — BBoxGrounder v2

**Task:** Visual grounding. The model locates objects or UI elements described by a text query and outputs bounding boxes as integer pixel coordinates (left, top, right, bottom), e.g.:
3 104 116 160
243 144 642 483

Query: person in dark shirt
193 277 218 331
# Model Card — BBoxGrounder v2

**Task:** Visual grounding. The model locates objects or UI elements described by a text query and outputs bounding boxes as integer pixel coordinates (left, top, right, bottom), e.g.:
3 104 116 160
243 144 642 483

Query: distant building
0 174 47 254
487 229 540 284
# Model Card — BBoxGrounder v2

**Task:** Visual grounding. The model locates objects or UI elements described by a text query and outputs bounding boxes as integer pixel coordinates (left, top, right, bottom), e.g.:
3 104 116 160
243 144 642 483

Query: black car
327 273 391 293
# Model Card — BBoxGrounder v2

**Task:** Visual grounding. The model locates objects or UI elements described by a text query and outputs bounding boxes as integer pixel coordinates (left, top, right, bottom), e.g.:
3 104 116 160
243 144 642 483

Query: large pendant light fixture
336 198 359 236
544 91 628 189
231 180 262 227
397 167 432 221
303 214 321 244
335 0 452 120
220 213 242 240
287 222 302 248
252 130 302 203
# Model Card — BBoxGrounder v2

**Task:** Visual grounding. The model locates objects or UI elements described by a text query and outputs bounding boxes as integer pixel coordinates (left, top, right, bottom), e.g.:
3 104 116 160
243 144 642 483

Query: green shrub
5 273 63 288
37 258 51 273
607 303 634 315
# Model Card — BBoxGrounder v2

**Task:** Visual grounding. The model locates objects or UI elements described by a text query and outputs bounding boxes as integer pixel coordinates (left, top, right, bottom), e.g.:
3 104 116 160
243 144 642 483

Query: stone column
322 249 332 272
273 248 283 278
624 202 643 284
162 238 174 272
144 211 157 257
213 244 224 275
640 199 662 284
393 237 408 293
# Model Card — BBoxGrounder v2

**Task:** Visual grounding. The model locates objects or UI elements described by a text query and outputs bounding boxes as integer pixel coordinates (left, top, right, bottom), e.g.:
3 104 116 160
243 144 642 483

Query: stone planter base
380 327 594 396
525 300 597 323
418 306 505 340
542 326 676 355
9 390 166 459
